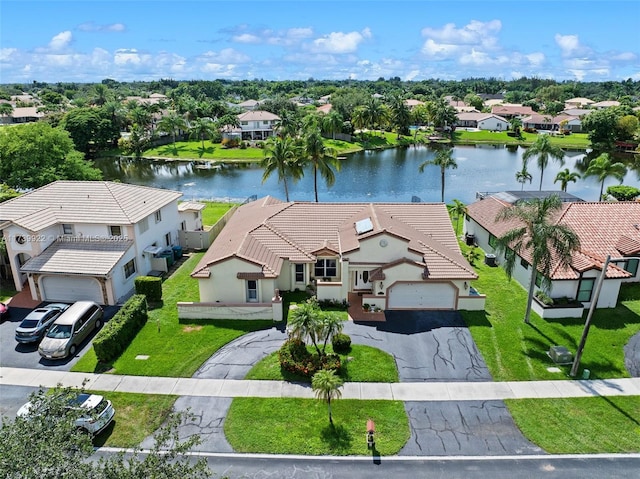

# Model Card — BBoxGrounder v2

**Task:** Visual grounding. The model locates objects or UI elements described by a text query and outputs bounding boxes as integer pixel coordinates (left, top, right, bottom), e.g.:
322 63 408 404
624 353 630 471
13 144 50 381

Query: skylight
355 217 374 235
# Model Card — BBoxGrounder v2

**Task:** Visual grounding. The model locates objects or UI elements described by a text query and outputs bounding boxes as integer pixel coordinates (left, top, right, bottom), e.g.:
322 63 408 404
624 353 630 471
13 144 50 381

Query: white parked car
17 392 115 435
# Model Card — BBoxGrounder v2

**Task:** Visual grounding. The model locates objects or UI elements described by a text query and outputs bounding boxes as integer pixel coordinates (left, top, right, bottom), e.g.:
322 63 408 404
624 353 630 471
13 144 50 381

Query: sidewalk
2 367 639 401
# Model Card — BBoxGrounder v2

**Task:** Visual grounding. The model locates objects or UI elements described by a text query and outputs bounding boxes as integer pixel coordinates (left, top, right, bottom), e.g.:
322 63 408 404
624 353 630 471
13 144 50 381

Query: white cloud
422 20 501 46
48 31 72 51
231 27 313 46
526 52 545 66
555 34 581 56
233 33 261 44
0 48 18 61
114 49 144 65
611 52 636 61
77 22 126 32
311 29 371 54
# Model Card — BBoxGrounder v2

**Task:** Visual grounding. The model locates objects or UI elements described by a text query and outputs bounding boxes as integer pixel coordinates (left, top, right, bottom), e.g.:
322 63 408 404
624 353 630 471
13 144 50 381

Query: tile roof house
490 104 535 119
237 110 280 141
183 197 484 321
564 97 595 109
465 193 640 317
521 113 583 132
455 112 509 131
0 181 190 305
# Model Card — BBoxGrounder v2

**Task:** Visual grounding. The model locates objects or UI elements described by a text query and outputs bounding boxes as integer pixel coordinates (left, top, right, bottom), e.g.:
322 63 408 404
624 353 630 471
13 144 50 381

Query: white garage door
41 276 104 304
388 282 455 310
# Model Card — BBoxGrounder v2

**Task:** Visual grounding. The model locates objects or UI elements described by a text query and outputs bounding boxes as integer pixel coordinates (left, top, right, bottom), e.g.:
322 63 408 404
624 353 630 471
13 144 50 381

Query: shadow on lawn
320 423 352 452
460 310 492 328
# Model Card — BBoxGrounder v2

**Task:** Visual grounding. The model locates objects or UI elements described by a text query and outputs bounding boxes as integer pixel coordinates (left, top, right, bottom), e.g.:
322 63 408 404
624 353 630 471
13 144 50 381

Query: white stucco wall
198 257 263 303
477 117 508 130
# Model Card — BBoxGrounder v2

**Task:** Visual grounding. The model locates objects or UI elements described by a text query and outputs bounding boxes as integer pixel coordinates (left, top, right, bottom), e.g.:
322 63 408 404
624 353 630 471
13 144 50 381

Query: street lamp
570 255 638 377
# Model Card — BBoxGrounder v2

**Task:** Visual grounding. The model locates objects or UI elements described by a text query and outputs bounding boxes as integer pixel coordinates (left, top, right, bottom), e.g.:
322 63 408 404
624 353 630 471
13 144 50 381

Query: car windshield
46 324 72 339
20 319 40 329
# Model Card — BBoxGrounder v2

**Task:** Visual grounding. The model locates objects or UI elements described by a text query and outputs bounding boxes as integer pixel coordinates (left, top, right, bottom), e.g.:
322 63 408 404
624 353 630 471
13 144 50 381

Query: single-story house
237 110 280 141
465 192 640 316
183 197 485 321
591 100 621 109
521 113 582 133
0 181 193 305
564 97 595 109
491 104 535 119
455 112 509 130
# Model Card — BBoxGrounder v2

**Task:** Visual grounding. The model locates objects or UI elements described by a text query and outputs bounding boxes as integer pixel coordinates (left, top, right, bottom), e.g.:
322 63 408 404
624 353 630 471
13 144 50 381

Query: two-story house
0 181 185 305
237 110 281 141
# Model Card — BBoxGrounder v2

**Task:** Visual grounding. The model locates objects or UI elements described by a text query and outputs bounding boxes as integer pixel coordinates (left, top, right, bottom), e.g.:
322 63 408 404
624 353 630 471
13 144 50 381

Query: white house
237 110 280 141
465 192 640 317
455 112 509 130
181 197 485 321
0 181 186 305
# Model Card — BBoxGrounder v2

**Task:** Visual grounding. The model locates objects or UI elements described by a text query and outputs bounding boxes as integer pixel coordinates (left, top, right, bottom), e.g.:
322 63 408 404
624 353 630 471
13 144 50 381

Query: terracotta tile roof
491 105 535 116
466 196 640 279
237 110 280 122
0 181 182 232
20 239 134 276
192 197 477 280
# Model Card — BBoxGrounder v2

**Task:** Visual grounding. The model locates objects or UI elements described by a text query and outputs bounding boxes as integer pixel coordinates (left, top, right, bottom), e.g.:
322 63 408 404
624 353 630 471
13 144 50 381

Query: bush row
278 339 341 379
93 295 148 363
134 275 163 302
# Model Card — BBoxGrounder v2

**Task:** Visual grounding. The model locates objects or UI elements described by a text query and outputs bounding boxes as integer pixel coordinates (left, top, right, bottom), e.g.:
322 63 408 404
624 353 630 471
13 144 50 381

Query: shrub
278 339 341 379
535 290 554 306
332 333 351 353
134 276 162 302
317 298 350 311
607 185 640 202
93 295 148 363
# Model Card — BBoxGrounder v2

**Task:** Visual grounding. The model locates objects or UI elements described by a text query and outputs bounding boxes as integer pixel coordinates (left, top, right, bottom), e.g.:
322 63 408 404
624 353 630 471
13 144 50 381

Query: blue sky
1 1 639 84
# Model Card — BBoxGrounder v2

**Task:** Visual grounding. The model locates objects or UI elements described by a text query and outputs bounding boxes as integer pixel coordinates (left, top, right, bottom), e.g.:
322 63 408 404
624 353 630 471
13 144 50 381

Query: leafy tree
616 115 639 141
0 183 20 203
0 386 211 479
419 146 458 203
302 127 340 202
312 369 343 425
0 122 102 189
495 195 580 324
189 117 216 154
463 93 484 111
554 168 581 192
61 107 120 156
522 134 565 190
581 108 619 149
0 102 13 118
91 83 112 106
606 185 640 201
157 110 187 153
261 135 303 201
584 153 627 201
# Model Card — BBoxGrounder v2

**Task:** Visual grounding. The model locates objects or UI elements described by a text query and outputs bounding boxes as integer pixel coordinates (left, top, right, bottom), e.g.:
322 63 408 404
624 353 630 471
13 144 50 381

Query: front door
354 270 370 290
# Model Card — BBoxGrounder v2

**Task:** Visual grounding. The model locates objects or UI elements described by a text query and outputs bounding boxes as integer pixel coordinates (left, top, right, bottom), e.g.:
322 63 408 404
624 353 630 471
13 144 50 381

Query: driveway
168 310 542 455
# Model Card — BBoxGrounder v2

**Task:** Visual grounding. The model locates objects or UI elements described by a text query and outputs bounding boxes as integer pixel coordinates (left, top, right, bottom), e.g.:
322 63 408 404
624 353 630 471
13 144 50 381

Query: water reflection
94 146 640 204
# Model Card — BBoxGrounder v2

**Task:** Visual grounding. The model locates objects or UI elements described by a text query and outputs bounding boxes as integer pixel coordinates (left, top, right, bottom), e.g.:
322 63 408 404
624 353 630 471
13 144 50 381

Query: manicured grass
72 253 273 377
92 391 177 448
506 396 640 453
1 285 18 303
245 344 399 383
460 248 640 381
225 398 409 455
452 130 591 149
144 141 264 160
199 200 237 227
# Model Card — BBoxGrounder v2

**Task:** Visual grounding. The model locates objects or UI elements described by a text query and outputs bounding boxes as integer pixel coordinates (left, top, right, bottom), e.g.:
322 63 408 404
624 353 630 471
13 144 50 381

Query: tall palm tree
351 106 367 140
388 95 411 138
447 199 467 235
261 136 303 201
91 84 111 106
419 147 458 203
303 127 340 202
312 369 343 425
522 135 565 190
275 110 302 139
321 110 343 140
157 110 187 153
584 153 627 201
495 195 580 324
554 168 581 192
189 117 216 155
515 160 533 191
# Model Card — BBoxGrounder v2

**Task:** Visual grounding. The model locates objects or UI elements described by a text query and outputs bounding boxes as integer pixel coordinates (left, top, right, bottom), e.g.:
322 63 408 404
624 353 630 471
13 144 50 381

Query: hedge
92 294 148 363
134 275 163 302
278 338 341 379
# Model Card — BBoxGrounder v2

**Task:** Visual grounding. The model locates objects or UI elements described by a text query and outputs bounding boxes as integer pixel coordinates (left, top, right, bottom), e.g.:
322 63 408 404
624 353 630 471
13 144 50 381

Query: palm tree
319 313 344 353
91 84 111 106
554 168 581 192
157 110 187 153
351 106 368 141
522 135 565 190
321 110 343 140
189 117 216 154
419 147 458 203
584 153 627 201
303 127 340 202
509 117 522 137
515 160 533 190
312 369 343 425
447 199 467 234
388 94 411 138
495 195 580 324
261 136 303 201
287 298 323 355
275 110 301 139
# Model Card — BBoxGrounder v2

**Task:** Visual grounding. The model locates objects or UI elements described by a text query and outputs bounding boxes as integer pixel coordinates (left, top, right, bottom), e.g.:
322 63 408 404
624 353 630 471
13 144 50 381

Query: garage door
387 282 455 310
41 276 104 304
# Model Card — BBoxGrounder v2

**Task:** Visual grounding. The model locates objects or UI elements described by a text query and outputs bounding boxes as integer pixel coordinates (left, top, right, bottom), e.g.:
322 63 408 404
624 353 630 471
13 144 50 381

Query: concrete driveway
167 310 542 455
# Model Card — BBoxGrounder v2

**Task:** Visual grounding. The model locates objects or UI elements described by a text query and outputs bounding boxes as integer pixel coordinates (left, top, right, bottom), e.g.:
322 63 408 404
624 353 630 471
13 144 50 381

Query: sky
1 0 639 84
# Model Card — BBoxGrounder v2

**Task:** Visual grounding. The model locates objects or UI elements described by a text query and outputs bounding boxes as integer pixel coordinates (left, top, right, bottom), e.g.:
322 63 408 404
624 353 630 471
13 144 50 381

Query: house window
181 221 187 231
165 233 171 246
577 278 596 302
520 257 529 269
246 280 258 302
295 264 305 283
123 258 136 279
155 210 162 223
139 217 149 234
109 225 122 237
62 224 73 235
624 259 639 276
193 212 199 219
263 120 269 125
314 258 337 278
488 233 498 249
534 272 545 288
241 121 248 126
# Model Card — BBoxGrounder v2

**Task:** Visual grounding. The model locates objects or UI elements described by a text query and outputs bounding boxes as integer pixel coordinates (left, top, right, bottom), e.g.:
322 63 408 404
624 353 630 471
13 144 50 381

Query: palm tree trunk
524 261 538 324
440 168 445 203
599 181 605 202
327 397 333 425
538 169 544 191
283 177 290 202
314 164 319 202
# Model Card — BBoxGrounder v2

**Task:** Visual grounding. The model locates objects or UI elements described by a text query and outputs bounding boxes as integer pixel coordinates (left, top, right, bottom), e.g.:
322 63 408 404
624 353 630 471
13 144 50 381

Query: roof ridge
104 182 134 223
261 223 315 261
418 239 477 276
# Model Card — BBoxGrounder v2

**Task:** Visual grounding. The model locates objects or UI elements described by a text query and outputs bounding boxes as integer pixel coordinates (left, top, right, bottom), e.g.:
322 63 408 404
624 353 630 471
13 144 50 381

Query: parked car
15 303 70 344
38 301 103 360
17 392 115 436
0 302 9 321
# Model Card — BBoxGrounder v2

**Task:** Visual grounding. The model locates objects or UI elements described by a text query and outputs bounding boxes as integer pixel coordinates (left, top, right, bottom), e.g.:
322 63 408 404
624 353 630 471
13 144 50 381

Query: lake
94 145 639 204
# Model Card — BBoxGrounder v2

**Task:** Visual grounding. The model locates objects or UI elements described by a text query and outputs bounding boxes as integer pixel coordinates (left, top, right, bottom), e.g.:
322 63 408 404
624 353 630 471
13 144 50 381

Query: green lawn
200 201 237 227
144 141 264 161
245 344 399 383
72 253 273 377
452 130 591 149
506 396 640 453
92 391 177 448
225 398 409 455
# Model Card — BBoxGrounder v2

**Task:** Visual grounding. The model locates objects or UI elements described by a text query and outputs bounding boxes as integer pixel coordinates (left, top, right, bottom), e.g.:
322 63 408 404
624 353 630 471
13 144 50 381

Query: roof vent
355 217 374 235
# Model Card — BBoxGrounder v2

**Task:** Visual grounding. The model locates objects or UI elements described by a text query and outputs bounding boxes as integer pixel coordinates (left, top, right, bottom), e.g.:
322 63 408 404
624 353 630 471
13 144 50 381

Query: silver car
15 303 70 344
38 301 103 360
17 392 116 435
